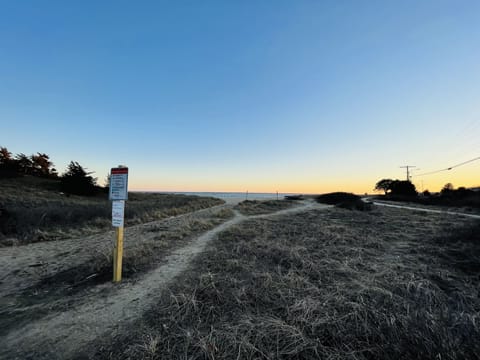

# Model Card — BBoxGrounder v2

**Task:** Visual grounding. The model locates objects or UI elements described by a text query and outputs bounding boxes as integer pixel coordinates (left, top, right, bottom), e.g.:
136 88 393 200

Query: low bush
315 192 372 211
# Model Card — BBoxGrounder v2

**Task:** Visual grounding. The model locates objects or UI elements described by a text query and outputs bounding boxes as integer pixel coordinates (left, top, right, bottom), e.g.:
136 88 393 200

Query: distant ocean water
172 192 298 201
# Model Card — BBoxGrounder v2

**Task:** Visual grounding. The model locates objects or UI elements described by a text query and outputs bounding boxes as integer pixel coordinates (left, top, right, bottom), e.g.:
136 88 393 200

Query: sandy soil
0 200 328 359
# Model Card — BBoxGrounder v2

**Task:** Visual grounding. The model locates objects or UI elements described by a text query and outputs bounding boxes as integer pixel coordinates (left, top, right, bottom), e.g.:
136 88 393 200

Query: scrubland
100 206 480 360
1 179 479 359
0 176 223 245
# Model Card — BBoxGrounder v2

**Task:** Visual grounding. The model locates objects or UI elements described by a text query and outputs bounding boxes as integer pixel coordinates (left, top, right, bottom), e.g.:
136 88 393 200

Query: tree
441 183 454 195
31 153 54 177
375 179 394 194
14 153 32 174
0 147 12 164
60 161 97 196
390 180 417 197
0 146 18 178
374 178 417 197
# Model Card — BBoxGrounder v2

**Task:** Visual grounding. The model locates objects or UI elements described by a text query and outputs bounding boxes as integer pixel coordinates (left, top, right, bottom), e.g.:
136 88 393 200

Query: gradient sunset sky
1 1 479 194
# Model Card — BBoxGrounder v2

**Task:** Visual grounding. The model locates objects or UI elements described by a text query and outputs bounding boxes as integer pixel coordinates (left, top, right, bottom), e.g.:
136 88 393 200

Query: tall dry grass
100 206 480 359
0 207 235 339
0 177 223 245
235 200 297 215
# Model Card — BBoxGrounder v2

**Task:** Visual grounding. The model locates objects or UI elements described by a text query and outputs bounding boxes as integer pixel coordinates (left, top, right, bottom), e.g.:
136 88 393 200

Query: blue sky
1 1 479 193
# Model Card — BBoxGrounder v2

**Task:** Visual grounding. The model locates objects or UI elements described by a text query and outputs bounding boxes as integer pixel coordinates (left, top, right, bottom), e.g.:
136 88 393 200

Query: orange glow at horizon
129 166 479 194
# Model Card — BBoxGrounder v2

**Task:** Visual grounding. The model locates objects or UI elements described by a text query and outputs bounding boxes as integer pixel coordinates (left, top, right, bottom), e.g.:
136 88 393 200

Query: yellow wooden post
113 226 124 282
110 166 128 283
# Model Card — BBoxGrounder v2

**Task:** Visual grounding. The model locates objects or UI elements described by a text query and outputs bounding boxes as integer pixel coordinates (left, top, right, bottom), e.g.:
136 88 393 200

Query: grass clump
316 192 372 211
235 200 297 215
100 207 480 359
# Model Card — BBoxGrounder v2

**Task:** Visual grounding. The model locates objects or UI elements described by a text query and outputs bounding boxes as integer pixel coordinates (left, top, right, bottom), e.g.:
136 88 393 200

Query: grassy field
0 176 223 245
0 206 234 342
99 206 480 359
235 200 298 215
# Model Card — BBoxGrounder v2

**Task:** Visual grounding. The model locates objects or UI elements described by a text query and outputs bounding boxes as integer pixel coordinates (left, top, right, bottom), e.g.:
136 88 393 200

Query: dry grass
44 207 234 285
0 207 235 339
0 176 223 245
235 200 297 215
101 206 480 359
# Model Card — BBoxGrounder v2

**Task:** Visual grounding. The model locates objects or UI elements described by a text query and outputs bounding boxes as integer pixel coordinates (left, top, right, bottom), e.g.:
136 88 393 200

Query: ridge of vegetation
374 179 480 210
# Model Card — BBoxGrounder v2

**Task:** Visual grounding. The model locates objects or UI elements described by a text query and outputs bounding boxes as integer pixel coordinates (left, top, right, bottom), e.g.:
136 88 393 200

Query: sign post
109 166 128 283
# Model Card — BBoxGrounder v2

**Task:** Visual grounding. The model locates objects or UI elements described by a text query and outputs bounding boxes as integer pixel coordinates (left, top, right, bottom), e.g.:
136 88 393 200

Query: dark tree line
439 183 477 199
1 146 99 196
375 178 479 208
0 147 57 178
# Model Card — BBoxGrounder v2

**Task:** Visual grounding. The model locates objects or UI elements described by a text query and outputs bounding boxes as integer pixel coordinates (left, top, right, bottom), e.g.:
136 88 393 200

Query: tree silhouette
0 146 17 177
14 153 33 174
375 179 394 194
390 180 417 197
375 179 417 197
31 153 54 177
0 147 12 163
441 183 454 195
60 161 97 196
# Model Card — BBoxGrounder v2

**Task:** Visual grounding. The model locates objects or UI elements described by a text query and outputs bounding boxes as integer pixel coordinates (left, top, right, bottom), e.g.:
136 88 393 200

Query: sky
1 0 479 193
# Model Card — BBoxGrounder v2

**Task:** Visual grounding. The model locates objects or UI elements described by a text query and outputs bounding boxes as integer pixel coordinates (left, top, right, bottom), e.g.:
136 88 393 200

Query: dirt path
371 201 480 219
0 204 227 297
0 200 328 359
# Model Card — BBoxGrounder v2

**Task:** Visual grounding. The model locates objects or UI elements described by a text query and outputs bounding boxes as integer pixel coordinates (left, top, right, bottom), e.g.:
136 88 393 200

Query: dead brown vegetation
0 176 223 245
0 207 234 343
102 206 480 359
235 199 297 215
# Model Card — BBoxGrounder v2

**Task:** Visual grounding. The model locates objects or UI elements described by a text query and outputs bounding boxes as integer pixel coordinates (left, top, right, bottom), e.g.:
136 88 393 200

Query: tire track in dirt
0 201 329 359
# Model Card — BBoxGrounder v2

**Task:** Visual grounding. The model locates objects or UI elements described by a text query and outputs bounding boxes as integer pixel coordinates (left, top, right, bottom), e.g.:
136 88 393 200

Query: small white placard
112 200 125 227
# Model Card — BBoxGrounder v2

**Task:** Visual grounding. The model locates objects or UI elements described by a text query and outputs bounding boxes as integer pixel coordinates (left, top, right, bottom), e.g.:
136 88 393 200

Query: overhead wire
414 156 480 177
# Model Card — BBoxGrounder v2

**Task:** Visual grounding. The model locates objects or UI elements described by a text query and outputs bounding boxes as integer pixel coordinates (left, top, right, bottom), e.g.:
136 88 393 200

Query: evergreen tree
60 161 97 196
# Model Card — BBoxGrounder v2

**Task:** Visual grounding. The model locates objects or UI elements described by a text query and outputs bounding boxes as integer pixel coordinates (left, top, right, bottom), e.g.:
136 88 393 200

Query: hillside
0 176 223 245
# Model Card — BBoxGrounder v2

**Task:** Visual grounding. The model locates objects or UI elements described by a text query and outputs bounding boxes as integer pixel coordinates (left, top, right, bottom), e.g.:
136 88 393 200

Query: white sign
112 200 125 227
109 167 129 201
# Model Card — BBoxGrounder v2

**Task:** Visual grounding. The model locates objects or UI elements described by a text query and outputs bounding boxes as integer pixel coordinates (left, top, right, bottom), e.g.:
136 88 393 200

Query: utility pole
400 165 416 181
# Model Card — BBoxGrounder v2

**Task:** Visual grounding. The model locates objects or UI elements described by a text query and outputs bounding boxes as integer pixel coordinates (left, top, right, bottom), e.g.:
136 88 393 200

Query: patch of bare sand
0 200 328 359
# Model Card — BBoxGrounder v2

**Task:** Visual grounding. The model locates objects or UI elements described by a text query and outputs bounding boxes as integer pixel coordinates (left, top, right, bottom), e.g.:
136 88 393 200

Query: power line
400 165 415 181
414 156 480 177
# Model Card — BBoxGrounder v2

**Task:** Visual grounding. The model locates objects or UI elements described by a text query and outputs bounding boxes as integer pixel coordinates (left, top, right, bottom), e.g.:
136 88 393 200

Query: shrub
315 192 372 211
60 161 97 196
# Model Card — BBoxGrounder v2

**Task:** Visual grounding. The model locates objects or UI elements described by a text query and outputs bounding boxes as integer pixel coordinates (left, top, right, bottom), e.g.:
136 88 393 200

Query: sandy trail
1 200 328 359
0 204 226 297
